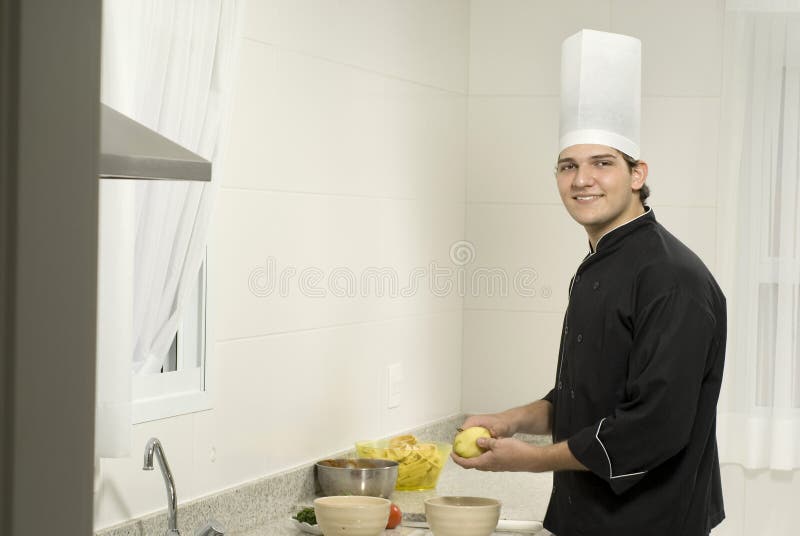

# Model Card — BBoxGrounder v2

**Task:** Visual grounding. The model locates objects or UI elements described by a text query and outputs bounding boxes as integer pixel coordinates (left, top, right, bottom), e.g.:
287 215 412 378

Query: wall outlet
387 363 403 409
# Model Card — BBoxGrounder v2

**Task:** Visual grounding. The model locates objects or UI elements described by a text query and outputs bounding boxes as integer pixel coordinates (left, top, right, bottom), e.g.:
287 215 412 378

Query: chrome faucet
143 437 180 535
143 437 226 536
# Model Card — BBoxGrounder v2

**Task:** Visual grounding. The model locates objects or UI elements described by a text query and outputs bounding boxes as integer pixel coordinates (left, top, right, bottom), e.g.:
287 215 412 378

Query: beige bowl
313 495 390 536
424 496 501 536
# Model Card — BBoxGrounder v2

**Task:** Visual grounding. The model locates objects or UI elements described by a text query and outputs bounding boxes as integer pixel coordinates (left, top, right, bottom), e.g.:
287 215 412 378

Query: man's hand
451 437 588 473
451 437 537 472
459 399 553 440
459 413 515 439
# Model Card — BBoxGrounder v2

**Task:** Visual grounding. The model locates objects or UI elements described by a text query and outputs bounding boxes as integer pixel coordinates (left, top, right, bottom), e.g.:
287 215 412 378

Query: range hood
99 104 211 182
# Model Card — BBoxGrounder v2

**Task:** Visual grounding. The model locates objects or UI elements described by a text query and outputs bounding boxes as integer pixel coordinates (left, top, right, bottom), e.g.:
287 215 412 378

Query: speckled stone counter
231 441 554 536
96 415 554 536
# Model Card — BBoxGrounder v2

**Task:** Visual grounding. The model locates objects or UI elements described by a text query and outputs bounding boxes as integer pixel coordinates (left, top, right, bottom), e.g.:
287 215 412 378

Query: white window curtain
95 0 242 457
717 4 800 470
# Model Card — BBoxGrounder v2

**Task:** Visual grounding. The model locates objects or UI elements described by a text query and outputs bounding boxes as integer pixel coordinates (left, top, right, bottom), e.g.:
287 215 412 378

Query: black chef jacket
542 208 726 536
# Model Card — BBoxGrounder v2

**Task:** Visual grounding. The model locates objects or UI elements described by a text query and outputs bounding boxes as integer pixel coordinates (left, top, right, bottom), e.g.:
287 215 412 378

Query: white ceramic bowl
424 496 501 536
313 495 390 536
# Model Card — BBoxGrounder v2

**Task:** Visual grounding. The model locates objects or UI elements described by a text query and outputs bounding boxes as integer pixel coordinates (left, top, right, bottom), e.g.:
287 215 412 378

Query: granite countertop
232 457 554 536
94 418 555 536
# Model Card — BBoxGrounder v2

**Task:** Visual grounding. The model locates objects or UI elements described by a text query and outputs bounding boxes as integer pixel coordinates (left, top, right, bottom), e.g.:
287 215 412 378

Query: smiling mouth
573 194 603 201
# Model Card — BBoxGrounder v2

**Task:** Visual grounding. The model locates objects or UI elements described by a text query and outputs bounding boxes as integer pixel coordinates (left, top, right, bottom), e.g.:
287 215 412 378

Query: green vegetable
293 506 317 525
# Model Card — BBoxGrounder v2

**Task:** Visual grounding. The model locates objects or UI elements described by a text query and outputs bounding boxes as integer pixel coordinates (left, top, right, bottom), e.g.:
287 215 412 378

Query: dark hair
617 150 650 205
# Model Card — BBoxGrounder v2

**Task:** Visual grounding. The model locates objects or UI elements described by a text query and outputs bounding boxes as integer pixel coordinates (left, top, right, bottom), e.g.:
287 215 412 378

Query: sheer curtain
95 0 241 456
717 2 800 470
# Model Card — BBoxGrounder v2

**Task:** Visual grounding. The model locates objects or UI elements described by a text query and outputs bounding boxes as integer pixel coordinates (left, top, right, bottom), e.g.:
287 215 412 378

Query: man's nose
572 165 595 187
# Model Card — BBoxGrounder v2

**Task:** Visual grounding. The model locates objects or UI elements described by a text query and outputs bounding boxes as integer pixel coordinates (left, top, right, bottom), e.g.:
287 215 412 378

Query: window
132 253 212 423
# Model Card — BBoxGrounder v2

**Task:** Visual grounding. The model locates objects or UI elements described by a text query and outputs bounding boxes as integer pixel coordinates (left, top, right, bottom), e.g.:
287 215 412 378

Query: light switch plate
387 363 403 409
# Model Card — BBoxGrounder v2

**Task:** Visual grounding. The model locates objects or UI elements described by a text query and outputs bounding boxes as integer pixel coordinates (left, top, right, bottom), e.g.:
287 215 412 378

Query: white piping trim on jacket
592 206 651 252
595 418 648 480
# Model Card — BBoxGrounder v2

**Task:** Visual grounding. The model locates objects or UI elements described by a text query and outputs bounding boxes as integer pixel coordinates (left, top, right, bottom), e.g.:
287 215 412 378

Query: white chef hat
559 29 642 159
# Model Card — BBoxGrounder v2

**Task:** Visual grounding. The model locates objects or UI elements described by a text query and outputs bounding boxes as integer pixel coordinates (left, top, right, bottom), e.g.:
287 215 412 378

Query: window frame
131 248 214 424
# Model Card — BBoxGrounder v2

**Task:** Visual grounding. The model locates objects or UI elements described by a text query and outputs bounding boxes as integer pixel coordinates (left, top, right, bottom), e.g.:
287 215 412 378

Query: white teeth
576 195 599 200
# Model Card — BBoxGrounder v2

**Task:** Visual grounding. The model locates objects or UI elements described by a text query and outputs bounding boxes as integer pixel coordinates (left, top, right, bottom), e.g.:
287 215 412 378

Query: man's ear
631 160 648 192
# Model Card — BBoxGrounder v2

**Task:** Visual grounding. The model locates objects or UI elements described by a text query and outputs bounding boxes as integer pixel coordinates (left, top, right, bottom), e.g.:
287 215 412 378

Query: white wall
718 465 800 536
94 0 469 529
462 1 800 535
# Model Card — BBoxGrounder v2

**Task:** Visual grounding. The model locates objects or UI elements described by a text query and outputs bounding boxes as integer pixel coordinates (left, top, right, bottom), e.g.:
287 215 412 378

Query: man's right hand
460 413 515 439
459 399 554 438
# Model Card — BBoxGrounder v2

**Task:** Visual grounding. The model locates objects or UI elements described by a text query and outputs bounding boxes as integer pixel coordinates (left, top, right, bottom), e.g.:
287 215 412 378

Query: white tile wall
713 465 800 536
376 313 463 436
469 0 612 95
213 189 465 341
244 0 470 93
197 325 385 488
462 310 563 414
224 41 467 201
467 96 561 205
464 203 588 313
611 0 724 97
189 312 462 494
641 97 720 208
742 468 800 535
715 464 745 536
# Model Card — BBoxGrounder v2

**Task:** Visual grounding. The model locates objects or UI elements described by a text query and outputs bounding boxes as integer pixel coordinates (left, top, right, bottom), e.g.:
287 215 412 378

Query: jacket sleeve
566 289 719 494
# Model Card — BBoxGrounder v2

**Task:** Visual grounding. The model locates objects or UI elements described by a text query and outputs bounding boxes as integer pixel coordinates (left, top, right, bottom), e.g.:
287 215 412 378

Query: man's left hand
451 437 541 472
451 437 588 473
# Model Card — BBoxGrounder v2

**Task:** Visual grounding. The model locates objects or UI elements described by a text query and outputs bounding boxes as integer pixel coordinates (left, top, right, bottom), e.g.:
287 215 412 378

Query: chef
453 29 726 536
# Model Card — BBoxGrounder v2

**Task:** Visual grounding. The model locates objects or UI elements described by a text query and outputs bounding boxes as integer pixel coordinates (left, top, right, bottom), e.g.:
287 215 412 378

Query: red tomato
386 503 402 529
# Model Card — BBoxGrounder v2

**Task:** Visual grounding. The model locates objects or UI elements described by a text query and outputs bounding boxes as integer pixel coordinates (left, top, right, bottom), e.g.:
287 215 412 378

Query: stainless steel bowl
316 458 399 498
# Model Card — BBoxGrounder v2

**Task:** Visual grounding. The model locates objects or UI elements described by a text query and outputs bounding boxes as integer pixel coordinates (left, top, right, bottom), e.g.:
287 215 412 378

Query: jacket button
570 389 575 399
574 274 581 283
557 381 563 390
577 334 583 343
564 325 569 335
593 281 600 290
568 495 573 505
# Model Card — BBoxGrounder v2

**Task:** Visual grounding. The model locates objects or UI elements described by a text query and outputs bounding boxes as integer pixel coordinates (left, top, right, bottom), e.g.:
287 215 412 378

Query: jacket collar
590 206 655 254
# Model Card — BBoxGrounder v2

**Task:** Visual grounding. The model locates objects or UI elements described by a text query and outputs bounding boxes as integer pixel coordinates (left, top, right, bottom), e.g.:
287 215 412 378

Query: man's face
555 144 646 242
556 145 647 244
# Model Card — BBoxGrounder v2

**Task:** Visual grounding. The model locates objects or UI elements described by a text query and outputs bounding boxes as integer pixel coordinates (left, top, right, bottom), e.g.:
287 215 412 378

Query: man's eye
559 164 575 172
595 160 612 167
